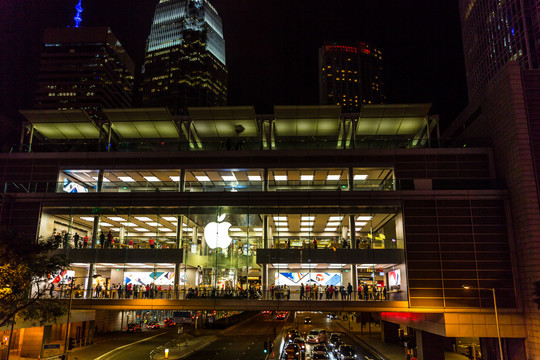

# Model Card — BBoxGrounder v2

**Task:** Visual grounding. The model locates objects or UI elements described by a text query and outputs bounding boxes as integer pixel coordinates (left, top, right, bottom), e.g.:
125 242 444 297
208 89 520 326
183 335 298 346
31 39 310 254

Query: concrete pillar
174 263 181 300
349 215 356 249
92 216 100 248
262 264 268 300
176 215 183 249
97 169 104 193
351 264 358 301
263 168 269 192
416 330 444 360
179 169 186 192
86 264 95 299
348 167 354 191
380 321 400 343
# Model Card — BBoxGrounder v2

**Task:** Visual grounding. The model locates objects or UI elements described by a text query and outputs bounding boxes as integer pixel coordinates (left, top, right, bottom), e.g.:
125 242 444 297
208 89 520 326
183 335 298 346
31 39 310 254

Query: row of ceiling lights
90 174 369 182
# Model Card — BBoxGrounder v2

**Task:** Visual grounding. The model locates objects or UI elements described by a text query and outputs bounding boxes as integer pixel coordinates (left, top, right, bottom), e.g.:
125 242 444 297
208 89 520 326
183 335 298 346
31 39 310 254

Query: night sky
0 0 468 140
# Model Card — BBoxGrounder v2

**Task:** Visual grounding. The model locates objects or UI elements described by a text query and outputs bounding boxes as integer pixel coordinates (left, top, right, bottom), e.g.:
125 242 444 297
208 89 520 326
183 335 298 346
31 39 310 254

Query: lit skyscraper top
458 0 540 100
141 0 228 115
146 0 226 66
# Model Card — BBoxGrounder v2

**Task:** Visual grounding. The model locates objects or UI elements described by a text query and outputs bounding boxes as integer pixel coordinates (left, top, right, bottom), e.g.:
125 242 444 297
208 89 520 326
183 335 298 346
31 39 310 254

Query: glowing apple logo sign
204 214 232 249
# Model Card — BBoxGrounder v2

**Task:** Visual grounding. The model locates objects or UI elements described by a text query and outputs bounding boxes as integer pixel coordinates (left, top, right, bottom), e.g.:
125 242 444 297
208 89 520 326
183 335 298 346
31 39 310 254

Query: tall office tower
140 0 228 115
458 0 540 100
34 26 135 110
319 42 385 113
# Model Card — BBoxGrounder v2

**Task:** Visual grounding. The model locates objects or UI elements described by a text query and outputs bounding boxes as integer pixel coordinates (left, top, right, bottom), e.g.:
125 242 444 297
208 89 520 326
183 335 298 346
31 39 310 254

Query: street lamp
63 274 101 358
462 285 503 360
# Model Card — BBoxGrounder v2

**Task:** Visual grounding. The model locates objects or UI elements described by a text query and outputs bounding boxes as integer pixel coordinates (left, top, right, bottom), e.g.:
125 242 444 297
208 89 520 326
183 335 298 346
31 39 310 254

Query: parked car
336 344 357 360
145 322 160 329
127 323 142 333
304 316 312 324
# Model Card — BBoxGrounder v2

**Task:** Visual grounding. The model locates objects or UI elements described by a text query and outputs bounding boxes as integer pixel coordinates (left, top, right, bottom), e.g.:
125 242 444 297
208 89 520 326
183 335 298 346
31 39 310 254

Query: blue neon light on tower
74 0 83 28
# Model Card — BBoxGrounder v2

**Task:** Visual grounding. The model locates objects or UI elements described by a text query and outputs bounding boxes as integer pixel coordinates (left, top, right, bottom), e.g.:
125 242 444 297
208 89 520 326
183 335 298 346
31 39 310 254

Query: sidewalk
335 318 470 360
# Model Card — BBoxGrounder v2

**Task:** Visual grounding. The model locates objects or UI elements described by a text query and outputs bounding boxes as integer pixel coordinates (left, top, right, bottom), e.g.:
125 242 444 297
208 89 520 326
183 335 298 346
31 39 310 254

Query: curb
335 321 391 360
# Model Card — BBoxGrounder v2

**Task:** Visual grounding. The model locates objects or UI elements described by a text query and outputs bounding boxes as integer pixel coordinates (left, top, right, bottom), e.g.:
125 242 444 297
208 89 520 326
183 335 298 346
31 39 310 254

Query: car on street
163 317 176 327
335 344 357 360
304 316 312 324
328 333 343 349
311 344 329 356
307 329 326 344
276 311 289 320
312 353 329 360
293 337 306 352
126 323 142 333
284 343 300 360
287 330 300 342
145 322 160 329
327 312 337 319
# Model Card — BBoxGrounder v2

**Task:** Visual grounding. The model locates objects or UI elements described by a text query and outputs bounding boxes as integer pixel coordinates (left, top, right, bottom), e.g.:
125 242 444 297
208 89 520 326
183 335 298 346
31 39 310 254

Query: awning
274 105 341 137
103 108 179 139
188 106 258 137
356 103 431 136
20 109 100 140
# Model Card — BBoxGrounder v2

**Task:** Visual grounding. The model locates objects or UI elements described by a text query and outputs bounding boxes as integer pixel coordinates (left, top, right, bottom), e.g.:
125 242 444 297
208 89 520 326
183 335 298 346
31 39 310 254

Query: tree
0 231 69 328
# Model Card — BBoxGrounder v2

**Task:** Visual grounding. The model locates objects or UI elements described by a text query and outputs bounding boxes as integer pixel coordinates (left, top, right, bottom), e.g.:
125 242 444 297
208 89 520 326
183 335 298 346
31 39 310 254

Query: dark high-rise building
34 27 135 110
140 0 228 115
458 0 540 100
319 43 385 112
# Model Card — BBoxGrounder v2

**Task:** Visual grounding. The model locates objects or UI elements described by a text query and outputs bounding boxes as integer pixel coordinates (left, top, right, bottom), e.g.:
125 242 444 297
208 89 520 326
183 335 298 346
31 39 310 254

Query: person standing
73 232 80 248
99 231 105 249
313 238 317 249
347 283 353 301
49 282 55 298
83 234 88 248
107 231 114 248
300 283 305 300
149 237 155 249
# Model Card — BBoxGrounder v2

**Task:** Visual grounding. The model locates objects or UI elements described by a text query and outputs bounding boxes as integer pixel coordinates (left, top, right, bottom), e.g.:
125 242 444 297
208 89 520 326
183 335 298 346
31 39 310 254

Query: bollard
164 348 169 359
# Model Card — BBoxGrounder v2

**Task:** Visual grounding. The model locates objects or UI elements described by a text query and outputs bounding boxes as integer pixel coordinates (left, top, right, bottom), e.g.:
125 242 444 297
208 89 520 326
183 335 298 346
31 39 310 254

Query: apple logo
204 214 232 249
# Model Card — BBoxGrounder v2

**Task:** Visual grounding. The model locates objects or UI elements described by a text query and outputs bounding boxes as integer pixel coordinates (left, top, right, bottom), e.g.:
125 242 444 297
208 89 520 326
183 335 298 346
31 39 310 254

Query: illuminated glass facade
34 27 135 111
319 43 385 112
141 0 228 114
458 0 540 100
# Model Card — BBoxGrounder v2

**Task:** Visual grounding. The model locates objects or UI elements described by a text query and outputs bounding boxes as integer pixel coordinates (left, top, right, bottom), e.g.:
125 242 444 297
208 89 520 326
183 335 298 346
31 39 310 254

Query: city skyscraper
34 26 135 111
319 42 385 113
140 0 228 115
458 0 540 100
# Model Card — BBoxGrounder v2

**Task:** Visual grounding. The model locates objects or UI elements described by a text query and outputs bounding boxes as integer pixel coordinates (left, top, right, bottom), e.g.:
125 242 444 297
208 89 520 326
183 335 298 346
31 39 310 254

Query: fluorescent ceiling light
276 228 289 231
300 175 314 181
275 222 288 226
324 228 337 232
248 175 262 181
354 174 368 180
134 228 149 232
158 228 172 232
144 176 160 182
92 177 110 182
272 264 288 268
356 222 368 227
222 175 236 181
328 216 344 221
183 227 193 232
357 216 372 221
196 176 211 182
326 175 341 181
273 216 287 221
145 222 160 226
300 228 312 232
80 217 95 222
253 227 263 231
169 176 180 182
108 217 125 221
99 222 112 227
301 222 314 226
274 175 287 181
118 176 135 182
301 216 315 220
134 217 153 222
328 264 347 268
358 263 376 268
111 228 120 231
300 264 318 268
326 222 341 226
162 217 177 221
120 222 138 227
230 227 242 232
